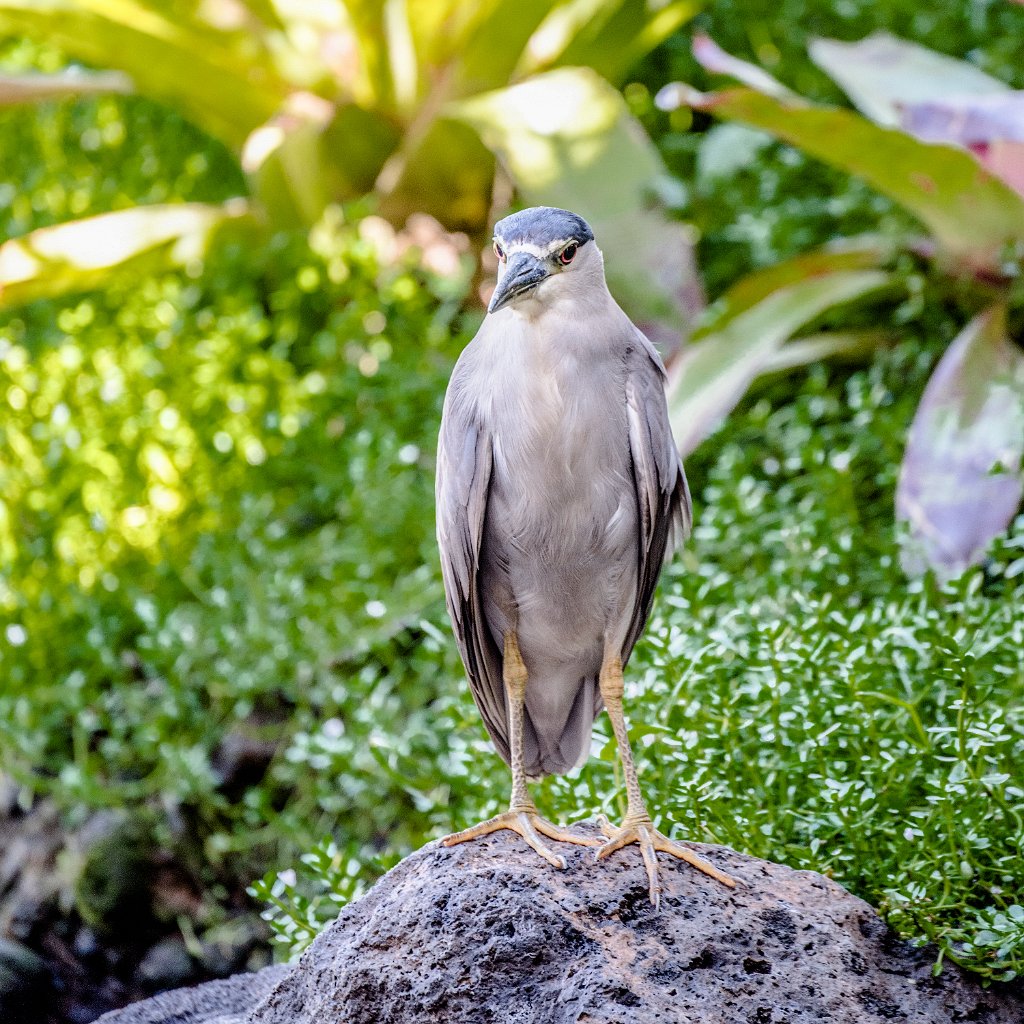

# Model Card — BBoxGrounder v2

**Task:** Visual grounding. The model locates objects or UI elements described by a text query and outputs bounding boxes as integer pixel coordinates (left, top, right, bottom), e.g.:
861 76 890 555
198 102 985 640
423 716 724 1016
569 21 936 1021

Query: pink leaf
897 306 1024 578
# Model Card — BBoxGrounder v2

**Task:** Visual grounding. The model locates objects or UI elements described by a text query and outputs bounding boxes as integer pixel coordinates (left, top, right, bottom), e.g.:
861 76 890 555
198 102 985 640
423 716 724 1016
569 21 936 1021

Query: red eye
493 240 506 262
558 242 578 265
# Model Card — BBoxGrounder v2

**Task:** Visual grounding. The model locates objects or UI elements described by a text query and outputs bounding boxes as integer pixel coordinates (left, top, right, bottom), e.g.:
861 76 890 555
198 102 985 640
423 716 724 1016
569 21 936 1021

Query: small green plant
252 338 1024 976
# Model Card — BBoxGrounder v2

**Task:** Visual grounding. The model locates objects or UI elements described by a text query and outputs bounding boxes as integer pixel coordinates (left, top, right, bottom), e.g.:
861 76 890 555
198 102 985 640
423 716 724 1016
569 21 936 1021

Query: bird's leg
594 648 735 907
442 632 599 867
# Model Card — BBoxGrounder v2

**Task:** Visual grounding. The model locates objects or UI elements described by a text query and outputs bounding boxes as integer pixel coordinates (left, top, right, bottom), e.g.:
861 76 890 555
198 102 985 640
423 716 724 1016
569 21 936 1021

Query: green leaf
450 66 703 346
0 201 256 310
243 98 400 228
897 305 1024 579
0 69 132 105
759 329 895 374
658 41 1024 270
375 116 496 233
448 0 555 98
668 269 892 455
527 0 701 85
693 237 894 341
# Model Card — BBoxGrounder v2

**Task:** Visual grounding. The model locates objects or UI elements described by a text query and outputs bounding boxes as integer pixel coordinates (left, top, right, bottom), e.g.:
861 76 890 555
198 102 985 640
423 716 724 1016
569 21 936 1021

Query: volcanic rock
97 823 1024 1023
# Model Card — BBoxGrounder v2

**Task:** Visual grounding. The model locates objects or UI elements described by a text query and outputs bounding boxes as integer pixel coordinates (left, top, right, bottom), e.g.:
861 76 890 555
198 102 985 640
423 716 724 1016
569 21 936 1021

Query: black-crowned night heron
436 207 734 906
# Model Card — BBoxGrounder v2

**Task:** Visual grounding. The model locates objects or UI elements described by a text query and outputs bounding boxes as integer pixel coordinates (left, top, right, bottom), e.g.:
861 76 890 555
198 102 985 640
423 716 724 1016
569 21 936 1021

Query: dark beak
488 251 549 314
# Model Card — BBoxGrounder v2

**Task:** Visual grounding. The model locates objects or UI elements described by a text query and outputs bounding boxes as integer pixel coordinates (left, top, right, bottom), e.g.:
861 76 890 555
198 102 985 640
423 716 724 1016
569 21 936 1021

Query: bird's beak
488 251 549 314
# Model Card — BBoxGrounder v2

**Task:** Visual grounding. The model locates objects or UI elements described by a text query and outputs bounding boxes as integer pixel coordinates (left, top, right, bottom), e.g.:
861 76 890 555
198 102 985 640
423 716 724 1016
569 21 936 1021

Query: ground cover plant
1 0 1022 1002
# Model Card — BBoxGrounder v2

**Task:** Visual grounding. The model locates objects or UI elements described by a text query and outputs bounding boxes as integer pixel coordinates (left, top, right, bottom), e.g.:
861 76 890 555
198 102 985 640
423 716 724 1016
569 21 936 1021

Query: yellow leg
443 632 598 867
594 647 735 907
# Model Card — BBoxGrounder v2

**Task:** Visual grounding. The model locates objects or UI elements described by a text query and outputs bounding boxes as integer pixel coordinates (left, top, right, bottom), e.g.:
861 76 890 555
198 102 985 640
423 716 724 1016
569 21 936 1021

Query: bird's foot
442 804 600 869
594 813 736 908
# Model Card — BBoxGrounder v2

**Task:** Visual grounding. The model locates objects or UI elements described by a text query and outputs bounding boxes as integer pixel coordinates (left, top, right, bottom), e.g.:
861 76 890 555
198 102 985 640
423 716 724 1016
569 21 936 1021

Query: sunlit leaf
897 305 1024 579
526 0 700 85
0 201 255 309
808 33 1008 127
658 54 1024 270
0 69 131 105
243 95 400 228
451 66 703 347
0 0 289 148
668 269 892 454
449 0 555 97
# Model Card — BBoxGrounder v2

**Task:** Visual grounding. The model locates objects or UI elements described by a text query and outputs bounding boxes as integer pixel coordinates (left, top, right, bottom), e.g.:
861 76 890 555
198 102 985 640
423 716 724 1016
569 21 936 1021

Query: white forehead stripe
498 238 577 258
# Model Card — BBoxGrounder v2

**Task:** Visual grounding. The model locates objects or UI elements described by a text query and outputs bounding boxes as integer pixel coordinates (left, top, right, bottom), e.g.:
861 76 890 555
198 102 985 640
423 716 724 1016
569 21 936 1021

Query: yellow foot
594 814 736 908
442 807 600 869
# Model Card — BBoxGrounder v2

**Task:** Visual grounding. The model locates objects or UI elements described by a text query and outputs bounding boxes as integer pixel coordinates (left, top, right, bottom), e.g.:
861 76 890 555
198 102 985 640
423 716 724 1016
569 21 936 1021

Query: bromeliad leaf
0 69 131 105
0 0 289 148
690 32 796 100
808 33 1009 127
897 305 1024 579
0 202 255 310
530 0 701 86
693 238 894 341
668 269 892 455
657 38 1024 272
810 33 1024 198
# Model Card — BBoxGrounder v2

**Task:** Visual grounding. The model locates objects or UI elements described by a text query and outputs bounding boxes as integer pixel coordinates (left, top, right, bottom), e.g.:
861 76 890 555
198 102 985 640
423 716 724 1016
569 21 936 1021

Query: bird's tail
522 674 601 779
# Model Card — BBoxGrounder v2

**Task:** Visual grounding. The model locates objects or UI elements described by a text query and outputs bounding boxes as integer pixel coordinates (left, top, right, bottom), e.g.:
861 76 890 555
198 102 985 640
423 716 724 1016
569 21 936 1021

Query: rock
96 966 290 1024
94 824 1024 1023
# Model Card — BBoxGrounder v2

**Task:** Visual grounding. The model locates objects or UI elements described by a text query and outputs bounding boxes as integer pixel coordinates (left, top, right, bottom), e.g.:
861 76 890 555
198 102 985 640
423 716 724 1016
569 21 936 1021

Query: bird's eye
558 242 578 265
493 240 506 262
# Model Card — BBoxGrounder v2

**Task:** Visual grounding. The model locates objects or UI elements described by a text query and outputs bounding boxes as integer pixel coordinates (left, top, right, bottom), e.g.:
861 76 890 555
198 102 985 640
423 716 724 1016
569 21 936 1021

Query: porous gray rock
96 966 290 1024
98 824 1024 1024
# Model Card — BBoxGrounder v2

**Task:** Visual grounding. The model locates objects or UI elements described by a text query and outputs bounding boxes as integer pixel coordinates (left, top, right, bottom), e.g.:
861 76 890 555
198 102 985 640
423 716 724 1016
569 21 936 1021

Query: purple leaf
690 32 795 100
808 33 1008 128
899 93 1024 145
898 94 1024 196
897 306 1024 578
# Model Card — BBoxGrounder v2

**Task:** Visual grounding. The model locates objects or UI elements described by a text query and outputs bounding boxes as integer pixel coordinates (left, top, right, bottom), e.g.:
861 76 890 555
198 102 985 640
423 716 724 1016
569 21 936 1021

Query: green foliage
0 204 473 867
0 1 699 336
2 0 1022 994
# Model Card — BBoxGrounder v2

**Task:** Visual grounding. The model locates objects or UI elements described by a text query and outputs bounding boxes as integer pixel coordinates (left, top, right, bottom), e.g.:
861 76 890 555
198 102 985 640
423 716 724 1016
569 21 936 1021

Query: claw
443 807 598 869
595 817 735 907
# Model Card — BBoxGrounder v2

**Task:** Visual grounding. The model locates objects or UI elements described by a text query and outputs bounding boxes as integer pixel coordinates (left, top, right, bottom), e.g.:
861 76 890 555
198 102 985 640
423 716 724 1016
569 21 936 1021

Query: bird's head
487 207 602 316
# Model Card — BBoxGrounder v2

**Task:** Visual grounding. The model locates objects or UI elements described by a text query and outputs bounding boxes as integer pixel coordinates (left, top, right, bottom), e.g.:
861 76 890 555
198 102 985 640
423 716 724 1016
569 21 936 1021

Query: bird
435 206 734 906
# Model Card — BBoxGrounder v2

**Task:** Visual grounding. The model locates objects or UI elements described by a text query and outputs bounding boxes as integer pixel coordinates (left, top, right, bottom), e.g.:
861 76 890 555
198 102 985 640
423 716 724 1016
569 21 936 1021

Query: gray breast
472 315 641 775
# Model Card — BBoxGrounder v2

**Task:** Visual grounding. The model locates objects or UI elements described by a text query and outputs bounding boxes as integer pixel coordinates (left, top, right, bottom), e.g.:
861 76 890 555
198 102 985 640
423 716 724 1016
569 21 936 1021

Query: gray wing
435 362 510 764
621 332 692 662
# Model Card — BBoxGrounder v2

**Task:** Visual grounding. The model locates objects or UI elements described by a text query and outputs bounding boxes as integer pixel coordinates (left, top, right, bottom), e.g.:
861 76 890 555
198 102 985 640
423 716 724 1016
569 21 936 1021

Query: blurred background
1 1 1023 1021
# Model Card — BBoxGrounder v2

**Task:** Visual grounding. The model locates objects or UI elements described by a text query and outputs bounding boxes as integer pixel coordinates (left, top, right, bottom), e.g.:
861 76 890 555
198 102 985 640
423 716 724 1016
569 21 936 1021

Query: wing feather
622 334 692 661
435 369 510 763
